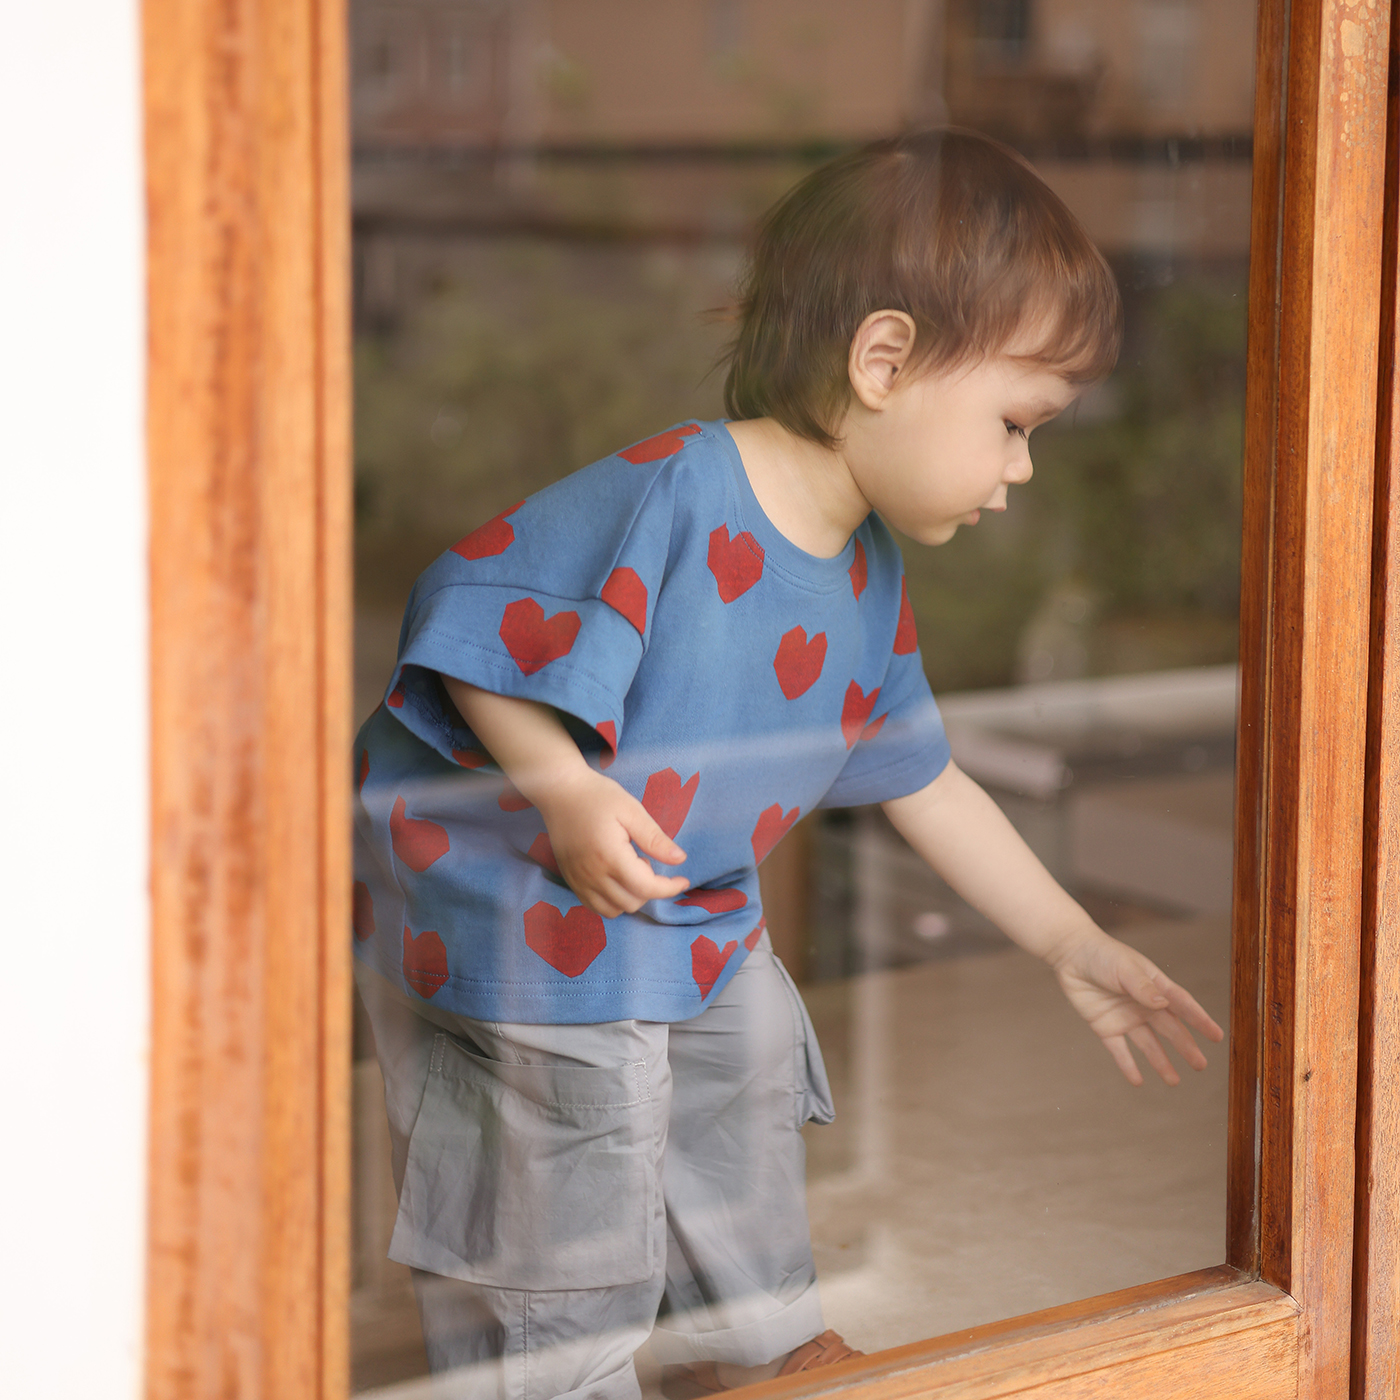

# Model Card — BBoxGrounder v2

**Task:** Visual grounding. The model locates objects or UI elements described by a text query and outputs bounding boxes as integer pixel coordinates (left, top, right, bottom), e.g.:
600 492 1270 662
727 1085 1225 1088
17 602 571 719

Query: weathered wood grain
733 1270 1298 1400
1219 2 1393 1397
1351 3 1400 1394
1252 5 1390 1396
1228 0 1288 1281
315 1 354 1395
143 0 351 1395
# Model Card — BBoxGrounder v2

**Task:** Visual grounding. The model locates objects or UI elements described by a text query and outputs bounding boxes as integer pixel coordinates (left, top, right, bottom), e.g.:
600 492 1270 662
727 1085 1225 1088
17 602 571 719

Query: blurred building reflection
350 0 1251 303
350 1 1253 147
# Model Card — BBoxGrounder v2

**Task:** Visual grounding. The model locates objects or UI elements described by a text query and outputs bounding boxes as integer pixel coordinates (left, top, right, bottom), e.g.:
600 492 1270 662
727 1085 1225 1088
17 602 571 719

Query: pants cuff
402 1356 641 1400
647 1284 824 1368
552 1359 643 1400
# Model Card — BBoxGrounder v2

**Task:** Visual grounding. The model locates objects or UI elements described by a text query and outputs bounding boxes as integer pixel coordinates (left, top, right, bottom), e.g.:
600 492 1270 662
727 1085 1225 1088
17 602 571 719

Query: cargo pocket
389 1031 657 1290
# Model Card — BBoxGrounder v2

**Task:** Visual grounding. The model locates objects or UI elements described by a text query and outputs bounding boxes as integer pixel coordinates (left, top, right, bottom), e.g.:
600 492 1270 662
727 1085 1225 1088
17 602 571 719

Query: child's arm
883 761 1225 1085
442 677 690 918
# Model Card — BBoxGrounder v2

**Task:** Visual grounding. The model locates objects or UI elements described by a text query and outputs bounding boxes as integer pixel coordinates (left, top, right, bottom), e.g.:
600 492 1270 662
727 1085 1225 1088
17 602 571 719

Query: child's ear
849 310 917 408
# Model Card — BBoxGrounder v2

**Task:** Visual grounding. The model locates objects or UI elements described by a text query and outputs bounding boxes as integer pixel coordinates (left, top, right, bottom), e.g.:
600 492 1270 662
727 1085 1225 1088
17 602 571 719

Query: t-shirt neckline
709 420 859 590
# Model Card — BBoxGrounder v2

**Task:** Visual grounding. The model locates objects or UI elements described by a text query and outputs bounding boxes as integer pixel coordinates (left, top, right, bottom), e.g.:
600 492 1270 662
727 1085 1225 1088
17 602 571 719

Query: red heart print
390 795 450 872
841 681 880 749
596 719 618 768
894 577 918 655
601 567 648 635
452 500 524 560
744 917 767 951
619 422 700 464
676 887 747 913
861 713 888 742
352 881 376 941
642 767 699 840
751 804 800 864
357 751 369 792
849 538 867 600
773 626 827 699
452 748 490 768
528 833 561 876
691 934 739 998
387 686 405 709
524 902 608 978
499 781 533 812
499 598 581 675
707 524 764 603
403 926 449 998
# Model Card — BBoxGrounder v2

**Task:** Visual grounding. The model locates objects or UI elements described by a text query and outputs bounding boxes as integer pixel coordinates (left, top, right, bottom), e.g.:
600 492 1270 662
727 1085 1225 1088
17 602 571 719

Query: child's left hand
1049 929 1225 1086
884 765 1225 1086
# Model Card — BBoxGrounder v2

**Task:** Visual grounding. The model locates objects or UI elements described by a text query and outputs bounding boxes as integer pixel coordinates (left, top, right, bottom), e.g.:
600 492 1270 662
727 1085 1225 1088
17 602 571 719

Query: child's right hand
534 766 690 918
439 677 690 916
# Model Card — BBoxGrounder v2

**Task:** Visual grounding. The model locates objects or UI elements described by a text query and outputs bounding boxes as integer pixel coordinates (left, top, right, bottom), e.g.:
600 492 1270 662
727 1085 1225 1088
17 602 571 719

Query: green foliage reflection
355 250 1244 692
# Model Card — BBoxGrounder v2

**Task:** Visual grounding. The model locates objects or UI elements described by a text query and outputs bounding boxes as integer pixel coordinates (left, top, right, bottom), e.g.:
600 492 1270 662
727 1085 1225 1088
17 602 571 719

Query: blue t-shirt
353 420 950 1022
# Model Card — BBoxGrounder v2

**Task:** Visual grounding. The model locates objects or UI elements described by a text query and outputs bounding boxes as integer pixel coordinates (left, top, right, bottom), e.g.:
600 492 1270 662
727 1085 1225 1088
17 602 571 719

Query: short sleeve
383 448 683 766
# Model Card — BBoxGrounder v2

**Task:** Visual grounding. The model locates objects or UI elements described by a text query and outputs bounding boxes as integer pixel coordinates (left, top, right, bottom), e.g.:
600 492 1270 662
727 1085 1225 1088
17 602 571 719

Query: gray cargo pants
356 933 835 1400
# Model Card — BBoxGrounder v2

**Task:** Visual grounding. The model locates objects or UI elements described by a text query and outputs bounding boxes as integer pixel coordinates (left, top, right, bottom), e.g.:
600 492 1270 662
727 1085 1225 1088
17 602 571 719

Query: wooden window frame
141 0 1400 1396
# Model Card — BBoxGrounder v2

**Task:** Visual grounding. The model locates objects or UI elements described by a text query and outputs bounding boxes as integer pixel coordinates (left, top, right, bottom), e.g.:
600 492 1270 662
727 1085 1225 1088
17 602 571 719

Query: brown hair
722 129 1123 447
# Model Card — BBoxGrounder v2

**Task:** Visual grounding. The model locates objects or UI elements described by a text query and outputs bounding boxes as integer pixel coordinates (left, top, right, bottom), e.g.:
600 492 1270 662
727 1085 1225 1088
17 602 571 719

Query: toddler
353 129 1224 1400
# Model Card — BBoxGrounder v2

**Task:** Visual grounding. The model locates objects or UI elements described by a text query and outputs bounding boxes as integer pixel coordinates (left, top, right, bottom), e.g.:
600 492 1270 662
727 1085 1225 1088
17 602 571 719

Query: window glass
349 1 1252 1389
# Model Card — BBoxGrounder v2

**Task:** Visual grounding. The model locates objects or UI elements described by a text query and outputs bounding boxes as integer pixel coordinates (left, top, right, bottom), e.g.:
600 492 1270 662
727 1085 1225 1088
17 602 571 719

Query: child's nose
1006 447 1034 484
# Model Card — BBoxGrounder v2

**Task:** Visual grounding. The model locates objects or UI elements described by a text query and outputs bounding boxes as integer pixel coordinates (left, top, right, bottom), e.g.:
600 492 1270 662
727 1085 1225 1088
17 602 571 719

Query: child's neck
725 417 870 558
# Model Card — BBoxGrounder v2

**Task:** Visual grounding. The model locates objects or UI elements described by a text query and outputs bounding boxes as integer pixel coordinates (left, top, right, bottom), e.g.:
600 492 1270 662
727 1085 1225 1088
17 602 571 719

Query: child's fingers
568 857 638 917
612 869 691 905
1128 1024 1180 1086
581 868 688 918
617 801 687 866
1149 1010 1211 1071
1101 1033 1145 1087
556 830 686 915
1160 981 1226 1042
582 886 628 919
1120 959 1170 1011
1128 964 1225 1047
594 836 690 905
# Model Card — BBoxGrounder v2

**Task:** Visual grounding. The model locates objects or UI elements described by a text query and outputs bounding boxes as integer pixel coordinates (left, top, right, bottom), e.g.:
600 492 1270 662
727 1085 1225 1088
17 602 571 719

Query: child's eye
1005 420 1028 439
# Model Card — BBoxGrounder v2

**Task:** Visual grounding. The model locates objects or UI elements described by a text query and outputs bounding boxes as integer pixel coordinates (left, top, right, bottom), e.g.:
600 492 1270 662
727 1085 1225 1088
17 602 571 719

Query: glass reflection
349 0 1253 1391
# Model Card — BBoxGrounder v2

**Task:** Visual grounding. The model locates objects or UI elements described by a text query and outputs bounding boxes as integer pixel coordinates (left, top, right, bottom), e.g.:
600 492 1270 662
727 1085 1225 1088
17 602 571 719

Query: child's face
847 343 1080 547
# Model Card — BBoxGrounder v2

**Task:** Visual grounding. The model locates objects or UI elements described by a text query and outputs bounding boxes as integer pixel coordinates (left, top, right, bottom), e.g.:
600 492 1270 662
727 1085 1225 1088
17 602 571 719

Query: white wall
0 4 148 1395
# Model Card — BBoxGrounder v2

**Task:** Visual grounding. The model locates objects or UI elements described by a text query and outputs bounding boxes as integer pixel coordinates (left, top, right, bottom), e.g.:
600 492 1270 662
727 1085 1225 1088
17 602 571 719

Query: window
140 2 1400 1395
